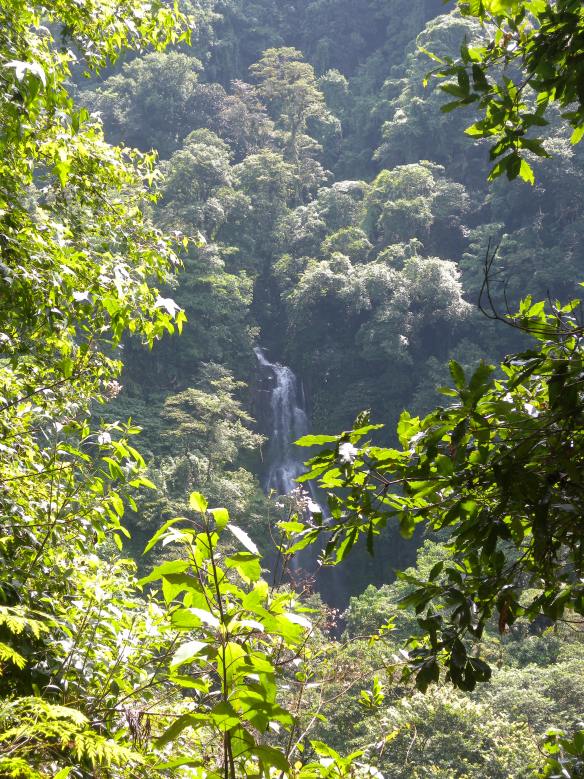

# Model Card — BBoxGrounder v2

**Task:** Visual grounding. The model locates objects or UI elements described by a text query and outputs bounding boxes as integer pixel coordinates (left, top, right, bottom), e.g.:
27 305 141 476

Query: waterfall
253 347 313 496
254 347 346 603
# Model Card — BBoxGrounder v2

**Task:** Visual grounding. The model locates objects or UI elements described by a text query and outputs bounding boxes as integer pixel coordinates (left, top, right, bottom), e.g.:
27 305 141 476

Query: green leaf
54 158 71 188
171 640 208 669
506 152 522 181
189 492 208 513
441 82 468 98
468 361 495 399
570 125 584 145
139 559 190 586
335 527 358 562
518 158 535 185
137 476 157 489
225 552 262 583
416 659 440 692
295 434 339 446
144 517 186 554
488 153 512 181
227 523 259 555
168 674 210 692
311 741 341 760
252 745 290 772
418 46 445 64
156 714 205 747
5 59 46 86
397 411 420 448
441 99 465 114
471 64 489 91
438 386 459 397
449 360 466 390
284 612 312 630
519 137 549 157
0 642 26 670
450 638 467 669
109 492 124 517
162 572 202 603
171 607 220 630
211 701 240 731
457 67 470 94
210 506 229 529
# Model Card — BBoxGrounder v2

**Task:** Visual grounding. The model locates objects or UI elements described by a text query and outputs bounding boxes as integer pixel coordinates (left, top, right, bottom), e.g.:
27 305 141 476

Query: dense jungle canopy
0 0 583 777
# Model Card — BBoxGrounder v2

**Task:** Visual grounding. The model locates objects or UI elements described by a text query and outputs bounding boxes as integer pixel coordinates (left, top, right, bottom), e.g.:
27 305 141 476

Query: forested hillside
1 0 583 776
85 0 584 587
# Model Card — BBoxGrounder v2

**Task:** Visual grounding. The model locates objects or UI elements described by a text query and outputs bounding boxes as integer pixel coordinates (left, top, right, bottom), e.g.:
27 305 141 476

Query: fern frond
0 606 48 639
0 641 26 670
0 757 43 779
0 697 88 726
0 698 142 773
72 732 142 768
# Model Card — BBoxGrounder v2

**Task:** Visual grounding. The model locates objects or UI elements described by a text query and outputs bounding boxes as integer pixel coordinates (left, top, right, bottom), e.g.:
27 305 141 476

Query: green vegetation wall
77 0 584 600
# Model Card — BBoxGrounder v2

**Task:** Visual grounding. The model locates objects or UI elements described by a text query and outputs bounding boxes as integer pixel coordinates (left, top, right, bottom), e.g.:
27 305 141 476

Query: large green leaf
227 523 259 555
170 641 208 669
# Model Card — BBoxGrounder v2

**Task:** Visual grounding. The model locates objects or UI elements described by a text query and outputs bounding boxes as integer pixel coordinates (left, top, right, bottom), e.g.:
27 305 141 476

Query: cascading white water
254 347 346 600
253 347 313 496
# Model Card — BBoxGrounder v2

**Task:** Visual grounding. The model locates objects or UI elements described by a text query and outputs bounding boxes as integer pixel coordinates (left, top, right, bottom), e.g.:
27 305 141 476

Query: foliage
296 292 584 693
539 725 584 779
142 492 378 779
429 0 584 181
0 0 193 774
250 48 332 193
139 366 267 529
362 685 540 778
337 542 584 778
143 492 304 776
375 14 482 171
251 48 329 139
4 0 584 775
84 52 205 158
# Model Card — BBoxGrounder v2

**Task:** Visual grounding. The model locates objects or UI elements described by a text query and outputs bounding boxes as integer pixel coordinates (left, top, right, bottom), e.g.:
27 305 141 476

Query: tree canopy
2 0 584 776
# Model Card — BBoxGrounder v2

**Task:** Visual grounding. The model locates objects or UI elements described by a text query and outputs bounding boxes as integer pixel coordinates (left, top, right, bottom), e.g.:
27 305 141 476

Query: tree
374 14 482 172
0 5 361 777
0 0 191 773
158 129 234 234
250 48 329 159
141 243 254 383
225 149 296 265
217 79 276 160
259 3 584 729
363 162 469 248
429 0 584 182
160 365 263 471
284 246 468 380
295 288 584 695
84 51 205 158
250 47 333 196
142 492 382 779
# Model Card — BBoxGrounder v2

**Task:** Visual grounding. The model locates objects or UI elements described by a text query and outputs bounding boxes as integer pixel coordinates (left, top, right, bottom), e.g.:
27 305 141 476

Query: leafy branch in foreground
0 1 193 775
290 291 584 693
142 492 380 779
425 0 584 182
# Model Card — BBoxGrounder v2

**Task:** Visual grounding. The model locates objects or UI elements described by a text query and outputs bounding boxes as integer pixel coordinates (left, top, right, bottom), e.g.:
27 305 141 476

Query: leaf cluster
425 0 584 181
296 294 584 693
